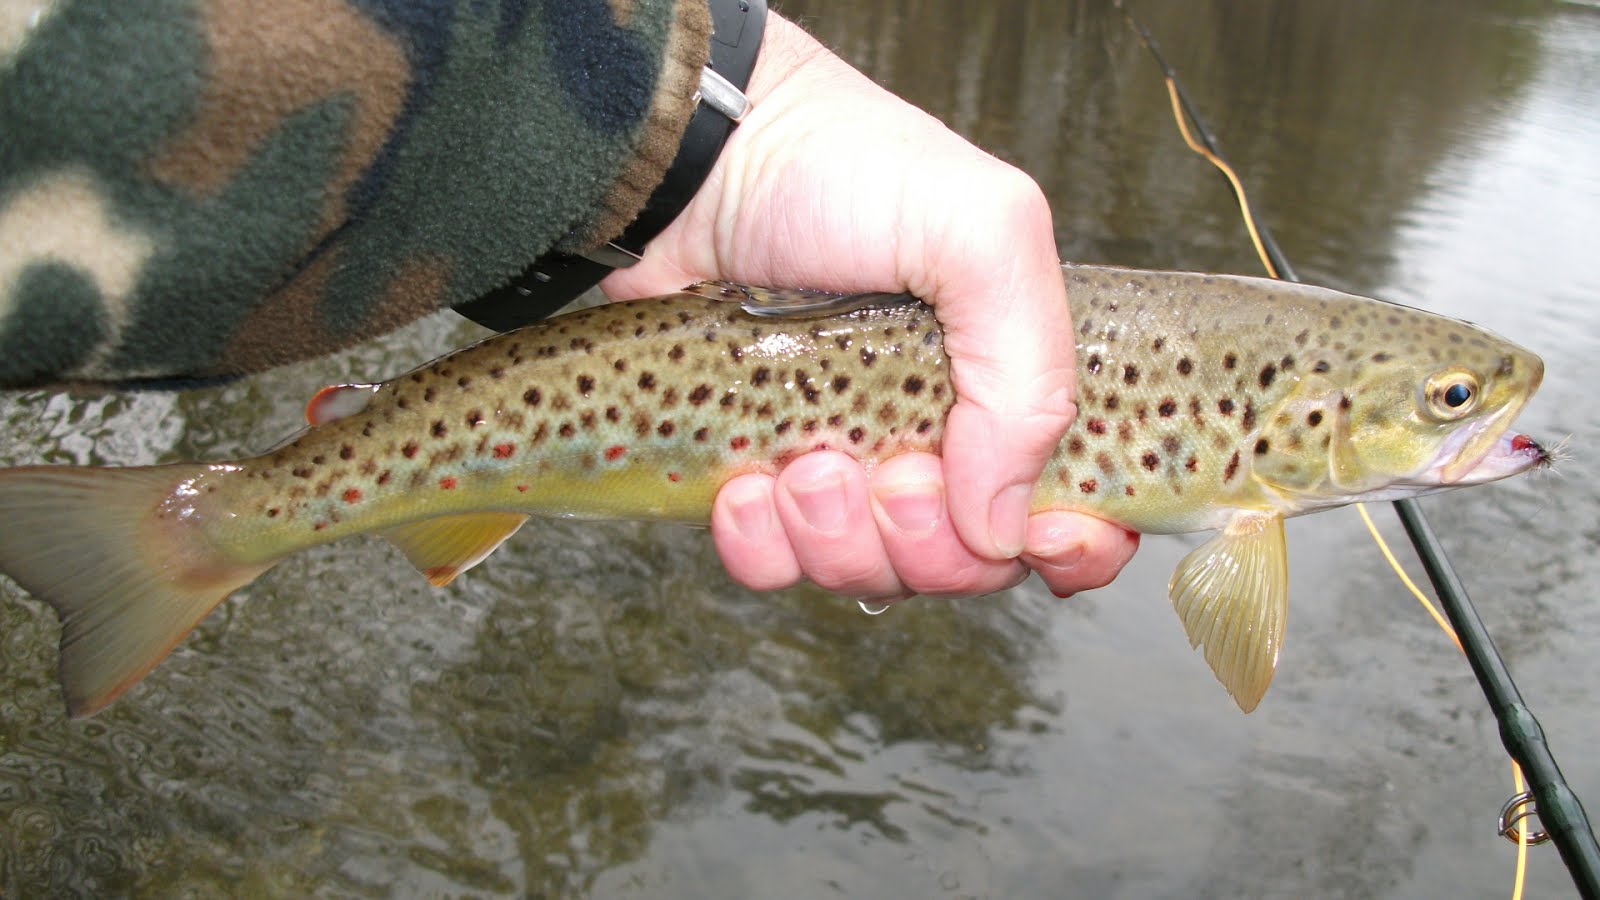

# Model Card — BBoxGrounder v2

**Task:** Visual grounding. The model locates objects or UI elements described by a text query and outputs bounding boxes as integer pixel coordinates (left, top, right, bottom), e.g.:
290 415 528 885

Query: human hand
602 14 1139 601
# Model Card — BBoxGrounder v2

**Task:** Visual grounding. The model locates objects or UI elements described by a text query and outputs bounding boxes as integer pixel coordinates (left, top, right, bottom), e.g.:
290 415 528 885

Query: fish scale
0 264 1549 717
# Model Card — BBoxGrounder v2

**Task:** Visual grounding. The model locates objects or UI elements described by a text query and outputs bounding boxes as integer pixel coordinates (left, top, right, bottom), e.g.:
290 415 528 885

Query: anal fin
380 513 529 587
1168 510 1289 713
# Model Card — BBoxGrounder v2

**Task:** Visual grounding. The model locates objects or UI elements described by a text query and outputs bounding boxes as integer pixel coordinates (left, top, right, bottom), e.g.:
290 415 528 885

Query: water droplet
858 600 891 616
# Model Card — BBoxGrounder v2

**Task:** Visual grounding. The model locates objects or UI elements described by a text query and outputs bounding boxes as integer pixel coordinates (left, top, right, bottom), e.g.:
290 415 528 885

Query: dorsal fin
378 512 529 586
683 281 918 318
305 383 381 426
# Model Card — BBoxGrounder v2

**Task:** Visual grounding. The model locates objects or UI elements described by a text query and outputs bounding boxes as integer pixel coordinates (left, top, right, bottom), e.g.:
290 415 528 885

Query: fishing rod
1114 3 1600 897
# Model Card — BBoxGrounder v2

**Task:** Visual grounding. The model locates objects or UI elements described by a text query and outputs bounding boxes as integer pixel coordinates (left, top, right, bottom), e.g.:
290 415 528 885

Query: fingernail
988 483 1033 558
871 483 942 538
1030 522 1086 565
788 471 849 535
729 486 774 541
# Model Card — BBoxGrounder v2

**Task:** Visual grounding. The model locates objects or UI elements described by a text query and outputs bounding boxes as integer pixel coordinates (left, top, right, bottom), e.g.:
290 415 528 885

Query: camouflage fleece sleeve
0 0 712 387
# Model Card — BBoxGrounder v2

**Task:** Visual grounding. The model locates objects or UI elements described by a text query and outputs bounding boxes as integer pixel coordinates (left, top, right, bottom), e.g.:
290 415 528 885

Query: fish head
1251 311 1546 507
1326 317 1546 497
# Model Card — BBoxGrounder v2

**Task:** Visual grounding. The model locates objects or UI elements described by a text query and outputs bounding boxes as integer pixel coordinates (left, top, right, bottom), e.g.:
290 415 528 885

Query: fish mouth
1430 392 1547 485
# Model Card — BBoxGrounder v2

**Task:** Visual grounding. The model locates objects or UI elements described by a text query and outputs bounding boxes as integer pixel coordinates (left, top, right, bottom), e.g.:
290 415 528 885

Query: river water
3 1 1597 896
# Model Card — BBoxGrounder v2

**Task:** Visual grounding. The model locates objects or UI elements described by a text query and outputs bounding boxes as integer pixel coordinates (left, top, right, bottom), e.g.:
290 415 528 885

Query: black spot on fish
1068 436 1086 456
424 386 437 402
465 410 484 428
311 454 326 465
849 427 865 443
432 420 448 438
1218 398 1235 416
577 375 595 394
339 445 353 461
1104 393 1120 411
901 375 923 395
1242 402 1257 432
1224 353 1237 370
753 367 771 386
1123 364 1139 385
669 344 685 361
1259 364 1277 389
560 422 575 439
638 372 657 391
1086 418 1107 435
1080 479 1098 494
1152 337 1165 351
614 359 628 372
1142 452 1159 471
834 375 852 393
1158 399 1177 418
916 419 933 434
658 420 675 437
694 427 710 442
458 375 472 389
1313 360 1331 373
1087 354 1102 375
524 388 542 407
489 366 505 380
776 419 793 434
1224 451 1241 481
1372 351 1392 363
689 384 712 405
860 348 877 367
1339 394 1353 410
292 466 313 479
1308 411 1323 427
1177 357 1193 376
1256 438 1272 455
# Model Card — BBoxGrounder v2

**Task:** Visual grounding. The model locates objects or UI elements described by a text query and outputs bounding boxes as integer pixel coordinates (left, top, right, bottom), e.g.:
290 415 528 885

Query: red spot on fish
605 445 626 461
314 521 327 531
517 484 529 492
1086 418 1107 435
439 476 457 490
493 443 516 459
402 441 419 459
730 436 750 451
267 507 280 518
668 472 682 482
342 488 362 503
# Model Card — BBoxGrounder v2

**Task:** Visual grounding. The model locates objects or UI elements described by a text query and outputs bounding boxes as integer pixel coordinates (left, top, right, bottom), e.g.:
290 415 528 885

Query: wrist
454 0 765 332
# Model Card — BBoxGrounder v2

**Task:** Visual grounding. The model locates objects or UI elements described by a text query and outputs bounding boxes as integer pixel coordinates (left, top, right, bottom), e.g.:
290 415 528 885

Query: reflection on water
3 0 1597 895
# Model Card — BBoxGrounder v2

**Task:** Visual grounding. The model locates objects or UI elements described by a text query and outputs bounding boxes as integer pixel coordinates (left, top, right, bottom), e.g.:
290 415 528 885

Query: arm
0 0 710 386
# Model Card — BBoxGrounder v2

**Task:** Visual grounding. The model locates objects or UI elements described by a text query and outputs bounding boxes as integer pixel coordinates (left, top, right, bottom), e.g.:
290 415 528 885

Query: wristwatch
454 0 767 332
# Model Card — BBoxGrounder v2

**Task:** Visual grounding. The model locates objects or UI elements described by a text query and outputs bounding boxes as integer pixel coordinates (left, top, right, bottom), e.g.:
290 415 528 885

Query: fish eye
1422 369 1480 420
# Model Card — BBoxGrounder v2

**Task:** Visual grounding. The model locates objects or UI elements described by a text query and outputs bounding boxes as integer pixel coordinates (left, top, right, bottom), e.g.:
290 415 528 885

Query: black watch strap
454 0 768 332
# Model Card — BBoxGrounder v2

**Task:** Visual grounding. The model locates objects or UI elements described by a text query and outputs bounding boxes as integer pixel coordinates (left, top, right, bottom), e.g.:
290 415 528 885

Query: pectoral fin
380 513 529 586
1168 510 1289 713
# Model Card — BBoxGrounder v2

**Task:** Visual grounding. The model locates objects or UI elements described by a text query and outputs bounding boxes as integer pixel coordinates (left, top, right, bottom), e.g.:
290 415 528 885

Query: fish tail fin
0 465 275 717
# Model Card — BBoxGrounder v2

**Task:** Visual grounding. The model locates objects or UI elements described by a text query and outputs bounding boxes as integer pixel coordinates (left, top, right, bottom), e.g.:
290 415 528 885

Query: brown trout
0 265 1549 717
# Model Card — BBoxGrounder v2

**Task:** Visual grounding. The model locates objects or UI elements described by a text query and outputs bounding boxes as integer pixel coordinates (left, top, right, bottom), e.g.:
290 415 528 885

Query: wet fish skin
0 265 1549 717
